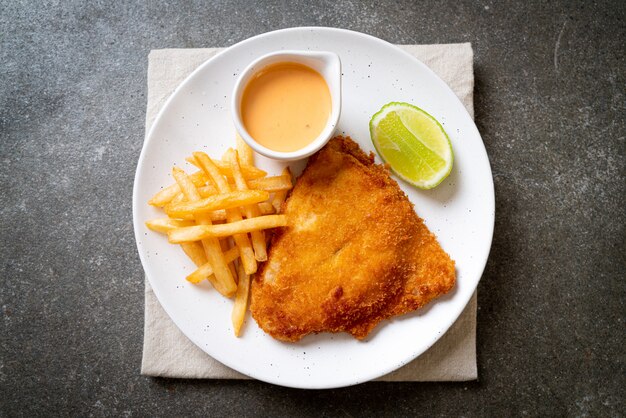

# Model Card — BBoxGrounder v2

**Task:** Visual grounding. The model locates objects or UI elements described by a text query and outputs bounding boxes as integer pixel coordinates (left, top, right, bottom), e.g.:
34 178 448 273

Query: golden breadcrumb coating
250 136 455 342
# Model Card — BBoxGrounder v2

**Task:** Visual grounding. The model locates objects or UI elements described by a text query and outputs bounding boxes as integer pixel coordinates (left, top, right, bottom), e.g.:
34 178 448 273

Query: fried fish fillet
250 136 455 342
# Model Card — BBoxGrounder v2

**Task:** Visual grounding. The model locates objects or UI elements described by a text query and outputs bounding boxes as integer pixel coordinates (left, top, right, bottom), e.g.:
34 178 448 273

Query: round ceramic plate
133 27 494 389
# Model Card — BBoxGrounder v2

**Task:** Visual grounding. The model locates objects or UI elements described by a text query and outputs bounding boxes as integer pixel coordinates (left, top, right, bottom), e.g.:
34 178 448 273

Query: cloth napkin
141 43 478 381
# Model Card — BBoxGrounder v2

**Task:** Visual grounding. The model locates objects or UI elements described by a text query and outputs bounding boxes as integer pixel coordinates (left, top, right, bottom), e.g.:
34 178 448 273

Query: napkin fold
141 43 478 382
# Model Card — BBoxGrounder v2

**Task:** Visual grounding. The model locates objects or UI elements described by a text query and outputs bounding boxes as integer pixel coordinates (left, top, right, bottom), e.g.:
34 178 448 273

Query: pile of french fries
146 138 292 336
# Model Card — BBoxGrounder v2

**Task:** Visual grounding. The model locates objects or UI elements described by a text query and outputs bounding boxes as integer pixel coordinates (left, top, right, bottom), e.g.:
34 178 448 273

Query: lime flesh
370 102 453 189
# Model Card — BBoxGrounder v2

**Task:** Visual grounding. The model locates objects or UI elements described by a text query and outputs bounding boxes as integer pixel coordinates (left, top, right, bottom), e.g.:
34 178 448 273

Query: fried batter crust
250 136 455 342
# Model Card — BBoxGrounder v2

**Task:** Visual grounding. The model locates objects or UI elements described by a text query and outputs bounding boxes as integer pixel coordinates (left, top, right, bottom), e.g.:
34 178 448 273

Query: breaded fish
250 136 455 342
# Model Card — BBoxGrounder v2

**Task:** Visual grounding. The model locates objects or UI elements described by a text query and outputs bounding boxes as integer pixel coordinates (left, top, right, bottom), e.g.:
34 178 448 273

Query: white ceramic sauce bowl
231 50 341 161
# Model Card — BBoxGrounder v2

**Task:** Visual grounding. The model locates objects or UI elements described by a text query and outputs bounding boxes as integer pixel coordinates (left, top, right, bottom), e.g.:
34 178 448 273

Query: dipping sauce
241 62 331 152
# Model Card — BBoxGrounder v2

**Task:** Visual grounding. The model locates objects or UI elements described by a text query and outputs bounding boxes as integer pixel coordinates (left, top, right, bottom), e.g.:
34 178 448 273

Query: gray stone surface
0 0 624 416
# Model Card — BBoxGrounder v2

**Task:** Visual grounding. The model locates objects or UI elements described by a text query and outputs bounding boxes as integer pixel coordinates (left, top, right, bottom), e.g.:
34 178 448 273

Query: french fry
257 202 276 215
156 208 244 222
168 215 288 243
196 184 218 197
210 207 272 221
172 167 237 297
145 218 195 233
170 192 186 205
186 246 239 284
147 142 292 336
146 219 208 266
226 148 267 262
272 167 292 212
163 212 194 221
228 261 238 284
210 210 228 222
185 156 266 180
180 242 208 267
192 152 257 275
153 168 278 208
146 219 208 267
219 239 238 280
235 132 254 166
231 261 250 336
247 174 292 193
164 190 269 218
195 174 292 197
148 171 208 207
159 191 193 213
162 190 184 212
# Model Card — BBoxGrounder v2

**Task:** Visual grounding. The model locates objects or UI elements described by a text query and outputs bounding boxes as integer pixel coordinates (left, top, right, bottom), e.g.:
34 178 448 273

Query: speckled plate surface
133 27 494 389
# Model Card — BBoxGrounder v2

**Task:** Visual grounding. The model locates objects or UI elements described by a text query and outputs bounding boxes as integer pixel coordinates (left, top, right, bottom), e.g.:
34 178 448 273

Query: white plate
133 27 494 389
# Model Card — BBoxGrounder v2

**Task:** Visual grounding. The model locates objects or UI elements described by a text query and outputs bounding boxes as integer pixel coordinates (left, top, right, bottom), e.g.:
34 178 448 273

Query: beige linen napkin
141 43 478 381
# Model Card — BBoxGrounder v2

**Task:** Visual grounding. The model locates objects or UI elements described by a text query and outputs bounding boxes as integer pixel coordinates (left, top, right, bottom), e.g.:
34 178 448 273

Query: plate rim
133 26 495 389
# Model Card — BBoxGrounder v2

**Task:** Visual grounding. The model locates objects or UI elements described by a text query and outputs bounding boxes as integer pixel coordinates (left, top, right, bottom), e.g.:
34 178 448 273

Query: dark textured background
1 0 624 416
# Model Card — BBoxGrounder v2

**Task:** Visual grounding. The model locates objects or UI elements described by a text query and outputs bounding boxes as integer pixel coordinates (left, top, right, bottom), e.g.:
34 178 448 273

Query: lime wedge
370 102 453 189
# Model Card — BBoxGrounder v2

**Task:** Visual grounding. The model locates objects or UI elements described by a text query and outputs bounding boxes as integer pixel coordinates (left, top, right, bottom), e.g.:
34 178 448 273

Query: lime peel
369 102 453 189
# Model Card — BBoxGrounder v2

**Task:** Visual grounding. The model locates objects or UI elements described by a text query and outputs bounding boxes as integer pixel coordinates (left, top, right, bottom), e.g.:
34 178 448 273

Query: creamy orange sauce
241 62 331 152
